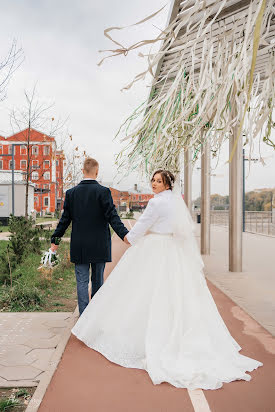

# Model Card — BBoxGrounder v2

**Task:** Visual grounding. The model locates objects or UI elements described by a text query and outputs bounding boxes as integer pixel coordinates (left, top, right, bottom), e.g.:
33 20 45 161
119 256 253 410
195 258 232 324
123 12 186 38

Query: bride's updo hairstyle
151 170 175 190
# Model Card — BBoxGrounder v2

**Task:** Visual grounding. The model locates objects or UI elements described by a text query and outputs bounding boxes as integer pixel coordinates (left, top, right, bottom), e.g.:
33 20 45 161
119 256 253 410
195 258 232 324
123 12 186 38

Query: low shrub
9 215 41 264
0 245 18 285
0 283 43 311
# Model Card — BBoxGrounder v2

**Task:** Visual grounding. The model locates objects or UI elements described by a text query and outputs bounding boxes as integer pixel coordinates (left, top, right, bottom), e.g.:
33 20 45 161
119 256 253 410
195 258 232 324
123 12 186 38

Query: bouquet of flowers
38 237 61 270
38 249 60 270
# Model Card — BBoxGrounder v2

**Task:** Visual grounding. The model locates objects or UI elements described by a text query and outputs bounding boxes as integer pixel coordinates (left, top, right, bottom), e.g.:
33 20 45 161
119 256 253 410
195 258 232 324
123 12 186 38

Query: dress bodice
126 189 174 245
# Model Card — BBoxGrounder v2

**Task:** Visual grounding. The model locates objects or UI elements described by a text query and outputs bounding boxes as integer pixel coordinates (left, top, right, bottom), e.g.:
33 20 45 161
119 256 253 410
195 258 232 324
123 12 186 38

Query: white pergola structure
149 0 275 272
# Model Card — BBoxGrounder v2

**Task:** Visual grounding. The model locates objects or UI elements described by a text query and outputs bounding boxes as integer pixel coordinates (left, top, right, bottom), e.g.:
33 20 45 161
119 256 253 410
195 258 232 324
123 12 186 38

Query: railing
244 211 275 236
193 210 275 236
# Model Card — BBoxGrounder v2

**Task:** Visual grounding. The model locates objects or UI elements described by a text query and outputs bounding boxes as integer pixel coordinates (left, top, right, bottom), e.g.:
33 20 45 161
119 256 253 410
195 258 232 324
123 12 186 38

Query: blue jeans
75 263 106 316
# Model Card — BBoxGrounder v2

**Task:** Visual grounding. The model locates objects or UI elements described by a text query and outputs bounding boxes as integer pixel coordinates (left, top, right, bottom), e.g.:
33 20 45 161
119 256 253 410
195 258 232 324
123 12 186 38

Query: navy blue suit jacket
51 180 129 263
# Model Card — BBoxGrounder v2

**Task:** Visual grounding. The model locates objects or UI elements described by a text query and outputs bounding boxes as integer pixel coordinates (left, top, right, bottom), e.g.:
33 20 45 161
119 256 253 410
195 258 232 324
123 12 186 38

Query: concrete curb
25 306 79 412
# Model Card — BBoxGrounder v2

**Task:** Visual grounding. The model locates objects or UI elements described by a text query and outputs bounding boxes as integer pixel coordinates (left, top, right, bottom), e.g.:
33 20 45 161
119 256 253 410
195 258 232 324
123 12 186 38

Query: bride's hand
124 235 130 245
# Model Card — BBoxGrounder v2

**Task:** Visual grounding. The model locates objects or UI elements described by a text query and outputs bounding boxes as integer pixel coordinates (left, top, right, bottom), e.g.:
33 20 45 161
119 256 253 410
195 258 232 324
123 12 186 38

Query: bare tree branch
0 40 24 101
10 86 67 216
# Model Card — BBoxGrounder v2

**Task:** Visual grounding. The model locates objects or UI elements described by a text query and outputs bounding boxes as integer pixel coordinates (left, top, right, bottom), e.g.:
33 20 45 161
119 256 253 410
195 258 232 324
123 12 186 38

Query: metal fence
193 210 275 236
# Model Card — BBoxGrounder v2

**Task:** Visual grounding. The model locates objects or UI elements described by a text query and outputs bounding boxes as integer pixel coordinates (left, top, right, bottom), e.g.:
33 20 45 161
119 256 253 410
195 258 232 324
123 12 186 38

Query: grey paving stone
0 376 38 387
0 365 43 381
0 351 37 367
42 319 70 328
23 336 60 349
29 349 55 370
0 312 73 386
0 345 30 357
202 225 275 336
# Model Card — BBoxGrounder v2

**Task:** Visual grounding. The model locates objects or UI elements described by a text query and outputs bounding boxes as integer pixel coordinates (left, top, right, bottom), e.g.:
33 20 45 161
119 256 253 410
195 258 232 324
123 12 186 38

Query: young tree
10 86 66 217
57 133 88 190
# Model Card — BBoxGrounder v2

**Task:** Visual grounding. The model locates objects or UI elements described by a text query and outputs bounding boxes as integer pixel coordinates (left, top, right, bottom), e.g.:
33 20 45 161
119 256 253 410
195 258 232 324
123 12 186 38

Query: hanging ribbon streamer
97 4 169 66
228 0 267 163
98 0 275 176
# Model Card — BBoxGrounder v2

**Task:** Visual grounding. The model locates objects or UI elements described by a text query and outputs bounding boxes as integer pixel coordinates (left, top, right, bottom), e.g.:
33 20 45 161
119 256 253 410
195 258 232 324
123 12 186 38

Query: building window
44 184 49 190
20 160 27 169
44 171 50 180
34 196 38 204
9 160 14 170
0 160 2 169
20 145 27 155
44 197 49 207
44 146 50 155
8 145 12 154
32 145 39 155
44 160 50 168
32 171 39 180
32 160 39 169
0 145 2 154
56 160 59 166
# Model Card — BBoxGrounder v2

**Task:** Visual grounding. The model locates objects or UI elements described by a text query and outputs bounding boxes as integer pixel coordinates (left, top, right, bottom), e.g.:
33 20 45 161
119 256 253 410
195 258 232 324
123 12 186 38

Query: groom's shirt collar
79 179 98 185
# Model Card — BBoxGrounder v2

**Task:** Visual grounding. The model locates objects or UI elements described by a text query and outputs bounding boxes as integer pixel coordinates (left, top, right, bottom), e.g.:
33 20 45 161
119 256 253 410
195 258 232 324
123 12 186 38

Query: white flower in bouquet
38 249 60 270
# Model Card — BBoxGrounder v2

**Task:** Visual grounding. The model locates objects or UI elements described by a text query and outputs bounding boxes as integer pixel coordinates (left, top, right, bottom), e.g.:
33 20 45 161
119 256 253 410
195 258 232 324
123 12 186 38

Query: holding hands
124 235 130 245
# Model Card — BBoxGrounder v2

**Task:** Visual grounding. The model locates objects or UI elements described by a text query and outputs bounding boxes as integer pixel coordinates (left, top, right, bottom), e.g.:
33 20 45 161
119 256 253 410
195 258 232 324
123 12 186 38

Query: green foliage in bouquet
39 249 60 269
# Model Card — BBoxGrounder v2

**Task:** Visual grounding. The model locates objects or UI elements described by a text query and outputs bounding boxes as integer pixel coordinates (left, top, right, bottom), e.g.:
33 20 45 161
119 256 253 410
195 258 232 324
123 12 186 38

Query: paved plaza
202 225 275 336
0 313 75 388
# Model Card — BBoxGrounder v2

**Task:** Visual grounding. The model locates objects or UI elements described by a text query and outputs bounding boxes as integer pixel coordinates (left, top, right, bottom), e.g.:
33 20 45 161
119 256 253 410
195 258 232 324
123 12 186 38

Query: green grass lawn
0 240 8 252
0 238 76 312
0 387 35 411
0 225 9 233
0 222 116 313
36 216 58 223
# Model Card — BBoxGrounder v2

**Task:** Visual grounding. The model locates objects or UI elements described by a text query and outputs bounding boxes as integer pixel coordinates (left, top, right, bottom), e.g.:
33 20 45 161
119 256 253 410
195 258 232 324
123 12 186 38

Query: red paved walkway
39 228 275 412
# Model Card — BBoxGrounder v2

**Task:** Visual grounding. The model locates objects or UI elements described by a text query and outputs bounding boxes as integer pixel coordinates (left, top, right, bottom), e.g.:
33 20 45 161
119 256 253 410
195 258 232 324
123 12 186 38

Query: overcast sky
0 0 274 198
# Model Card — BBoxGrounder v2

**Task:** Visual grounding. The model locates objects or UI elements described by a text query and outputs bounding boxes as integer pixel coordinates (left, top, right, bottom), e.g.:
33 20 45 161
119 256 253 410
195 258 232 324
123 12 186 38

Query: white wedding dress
71 188 262 390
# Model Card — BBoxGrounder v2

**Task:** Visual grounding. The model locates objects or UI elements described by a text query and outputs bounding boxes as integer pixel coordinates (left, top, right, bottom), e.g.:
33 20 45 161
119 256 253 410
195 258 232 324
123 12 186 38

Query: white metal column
201 139 210 255
184 149 192 211
229 125 243 272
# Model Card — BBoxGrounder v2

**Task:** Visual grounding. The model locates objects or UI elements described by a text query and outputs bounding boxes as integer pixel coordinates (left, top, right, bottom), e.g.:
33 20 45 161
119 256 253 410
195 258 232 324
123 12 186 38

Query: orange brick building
129 192 154 209
0 129 64 214
109 187 154 211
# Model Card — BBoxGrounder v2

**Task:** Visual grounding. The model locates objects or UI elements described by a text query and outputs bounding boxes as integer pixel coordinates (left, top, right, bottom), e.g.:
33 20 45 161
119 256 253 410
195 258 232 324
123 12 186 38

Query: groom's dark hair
83 157 99 174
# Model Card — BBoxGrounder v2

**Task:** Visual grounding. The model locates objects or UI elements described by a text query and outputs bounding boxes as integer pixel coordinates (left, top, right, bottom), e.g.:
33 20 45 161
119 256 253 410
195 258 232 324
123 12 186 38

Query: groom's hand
51 243 59 253
124 235 130 245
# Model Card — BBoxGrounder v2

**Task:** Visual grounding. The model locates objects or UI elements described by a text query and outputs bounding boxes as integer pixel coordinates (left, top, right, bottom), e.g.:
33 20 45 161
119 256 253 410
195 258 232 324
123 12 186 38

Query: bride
71 169 262 390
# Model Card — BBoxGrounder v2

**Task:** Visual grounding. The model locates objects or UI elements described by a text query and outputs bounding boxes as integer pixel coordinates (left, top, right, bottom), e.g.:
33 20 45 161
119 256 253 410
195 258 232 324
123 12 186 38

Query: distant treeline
194 189 275 211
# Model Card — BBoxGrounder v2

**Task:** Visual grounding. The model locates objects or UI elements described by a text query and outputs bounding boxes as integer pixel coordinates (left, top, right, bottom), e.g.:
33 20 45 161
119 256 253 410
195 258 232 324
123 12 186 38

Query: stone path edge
25 306 79 412
204 274 274 337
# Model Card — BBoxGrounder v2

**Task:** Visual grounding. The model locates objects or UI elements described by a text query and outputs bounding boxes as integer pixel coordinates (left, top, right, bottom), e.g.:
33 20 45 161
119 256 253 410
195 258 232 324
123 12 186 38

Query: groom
51 157 129 315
